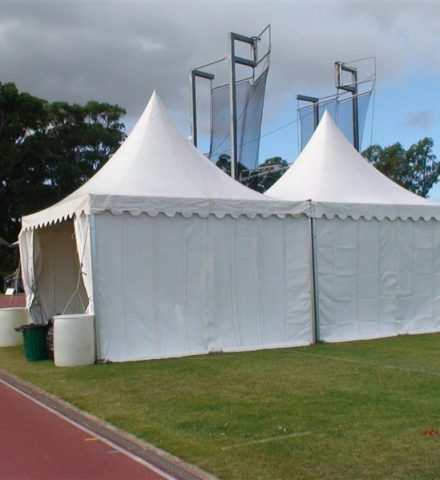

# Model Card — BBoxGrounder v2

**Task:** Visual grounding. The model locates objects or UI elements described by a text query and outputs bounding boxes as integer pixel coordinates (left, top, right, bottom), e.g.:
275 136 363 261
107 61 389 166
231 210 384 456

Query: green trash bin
15 324 48 361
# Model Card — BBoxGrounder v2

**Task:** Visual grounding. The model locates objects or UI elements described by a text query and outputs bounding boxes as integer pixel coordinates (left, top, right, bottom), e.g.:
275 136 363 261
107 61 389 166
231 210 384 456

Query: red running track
0 381 171 480
0 295 26 309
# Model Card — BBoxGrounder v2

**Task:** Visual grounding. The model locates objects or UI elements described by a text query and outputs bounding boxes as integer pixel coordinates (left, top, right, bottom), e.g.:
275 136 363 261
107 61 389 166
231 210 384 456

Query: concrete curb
0 369 219 480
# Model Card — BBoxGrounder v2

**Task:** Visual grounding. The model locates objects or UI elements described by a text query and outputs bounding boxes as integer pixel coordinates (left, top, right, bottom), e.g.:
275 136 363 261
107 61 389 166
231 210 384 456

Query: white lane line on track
0 378 177 480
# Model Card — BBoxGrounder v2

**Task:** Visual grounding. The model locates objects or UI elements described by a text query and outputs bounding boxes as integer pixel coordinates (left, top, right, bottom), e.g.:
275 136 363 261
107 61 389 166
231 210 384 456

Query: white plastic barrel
53 314 96 367
0 307 27 346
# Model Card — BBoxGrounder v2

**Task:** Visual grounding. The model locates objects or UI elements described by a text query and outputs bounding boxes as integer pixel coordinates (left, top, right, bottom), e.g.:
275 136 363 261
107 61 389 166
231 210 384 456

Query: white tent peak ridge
22 92 304 230
67 90 267 201
266 110 440 221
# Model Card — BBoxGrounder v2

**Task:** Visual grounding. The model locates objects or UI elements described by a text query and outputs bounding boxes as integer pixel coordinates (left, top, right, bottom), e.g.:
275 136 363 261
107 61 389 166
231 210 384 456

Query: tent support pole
309 215 320 343
89 214 102 361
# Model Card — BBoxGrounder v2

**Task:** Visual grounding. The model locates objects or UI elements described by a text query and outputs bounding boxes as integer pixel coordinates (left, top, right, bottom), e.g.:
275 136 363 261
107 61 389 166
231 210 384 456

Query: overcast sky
1 1 440 195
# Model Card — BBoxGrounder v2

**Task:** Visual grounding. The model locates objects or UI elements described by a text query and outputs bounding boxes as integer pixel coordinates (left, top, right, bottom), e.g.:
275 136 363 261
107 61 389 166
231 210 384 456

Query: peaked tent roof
22 92 305 230
67 91 273 200
266 111 440 221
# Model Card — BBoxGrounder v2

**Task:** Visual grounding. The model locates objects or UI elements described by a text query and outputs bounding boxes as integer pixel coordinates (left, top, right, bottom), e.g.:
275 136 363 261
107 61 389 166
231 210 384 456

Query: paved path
0 380 172 480
0 295 25 308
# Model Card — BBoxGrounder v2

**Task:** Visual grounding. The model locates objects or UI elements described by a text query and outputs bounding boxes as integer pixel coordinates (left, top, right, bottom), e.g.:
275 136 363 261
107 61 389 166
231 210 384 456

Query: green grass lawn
1 335 440 479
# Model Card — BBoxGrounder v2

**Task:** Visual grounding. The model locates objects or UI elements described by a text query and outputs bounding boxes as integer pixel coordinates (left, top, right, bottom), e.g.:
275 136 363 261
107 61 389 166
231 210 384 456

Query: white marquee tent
20 92 313 362
267 111 440 342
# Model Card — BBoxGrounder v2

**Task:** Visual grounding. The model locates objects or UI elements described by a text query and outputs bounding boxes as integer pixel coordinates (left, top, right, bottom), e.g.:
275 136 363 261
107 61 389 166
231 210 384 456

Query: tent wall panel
377 221 398 337
285 220 315 342
258 219 288 345
315 218 440 342
396 221 440 334
232 219 261 348
93 212 313 362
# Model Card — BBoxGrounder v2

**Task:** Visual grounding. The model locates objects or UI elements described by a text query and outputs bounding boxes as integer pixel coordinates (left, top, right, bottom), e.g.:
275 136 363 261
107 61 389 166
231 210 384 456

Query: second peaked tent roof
23 92 302 230
266 111 440 221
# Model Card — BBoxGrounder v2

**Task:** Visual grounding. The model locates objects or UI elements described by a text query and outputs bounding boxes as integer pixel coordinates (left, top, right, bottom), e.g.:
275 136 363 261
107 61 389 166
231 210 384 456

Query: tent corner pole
309 213 320 344
89 213 102 362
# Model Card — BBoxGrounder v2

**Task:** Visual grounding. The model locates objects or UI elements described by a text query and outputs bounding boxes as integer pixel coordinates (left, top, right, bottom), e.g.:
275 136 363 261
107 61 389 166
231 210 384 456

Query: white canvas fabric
20 222 87 323
22 92 305 231
267 111 440 221
20 92 314 361
93 212 313 361
315 218 440 342
73 214 94 314
18 229 43 323
267 111 440 343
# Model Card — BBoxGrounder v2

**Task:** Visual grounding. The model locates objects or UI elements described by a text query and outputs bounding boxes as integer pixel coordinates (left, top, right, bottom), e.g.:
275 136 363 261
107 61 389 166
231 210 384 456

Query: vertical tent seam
256 219 263 344
121 215 128 357
282 219 288 343
89 214 101 360
182 219 191 353
152 216 161 355
355 220 360 337
230 218 242 348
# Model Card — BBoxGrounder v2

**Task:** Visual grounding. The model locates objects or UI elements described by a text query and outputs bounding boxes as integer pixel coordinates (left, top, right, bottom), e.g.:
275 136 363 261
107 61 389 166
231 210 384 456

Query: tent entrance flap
32 221 88 322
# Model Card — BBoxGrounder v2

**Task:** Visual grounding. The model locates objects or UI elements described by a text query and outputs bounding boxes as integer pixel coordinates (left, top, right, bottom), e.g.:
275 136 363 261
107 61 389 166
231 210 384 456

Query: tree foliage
247 156 289 193
215 154 289 193
362 138 440 197
0 82 126 249
215 153 247 177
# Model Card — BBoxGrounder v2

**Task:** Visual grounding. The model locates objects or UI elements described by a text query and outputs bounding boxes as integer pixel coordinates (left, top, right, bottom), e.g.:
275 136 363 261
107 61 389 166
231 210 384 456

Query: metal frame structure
229 25 270 179
335 61 359 151
297 94 320 131
229 33 257 179
189 63 218 148
297 60 370 152
190 25 271 180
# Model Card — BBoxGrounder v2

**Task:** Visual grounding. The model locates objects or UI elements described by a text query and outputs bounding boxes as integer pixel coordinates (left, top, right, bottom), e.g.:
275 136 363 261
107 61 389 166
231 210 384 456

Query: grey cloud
404 110 436 129
0 1 438 132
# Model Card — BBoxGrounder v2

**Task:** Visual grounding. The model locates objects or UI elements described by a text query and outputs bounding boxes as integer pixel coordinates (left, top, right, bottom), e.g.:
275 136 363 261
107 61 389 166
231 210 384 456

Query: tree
362 138 440 197
248 156 289 193
42 100 126 198
215 154 247 177
215 154 289 193
0 82 126 270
